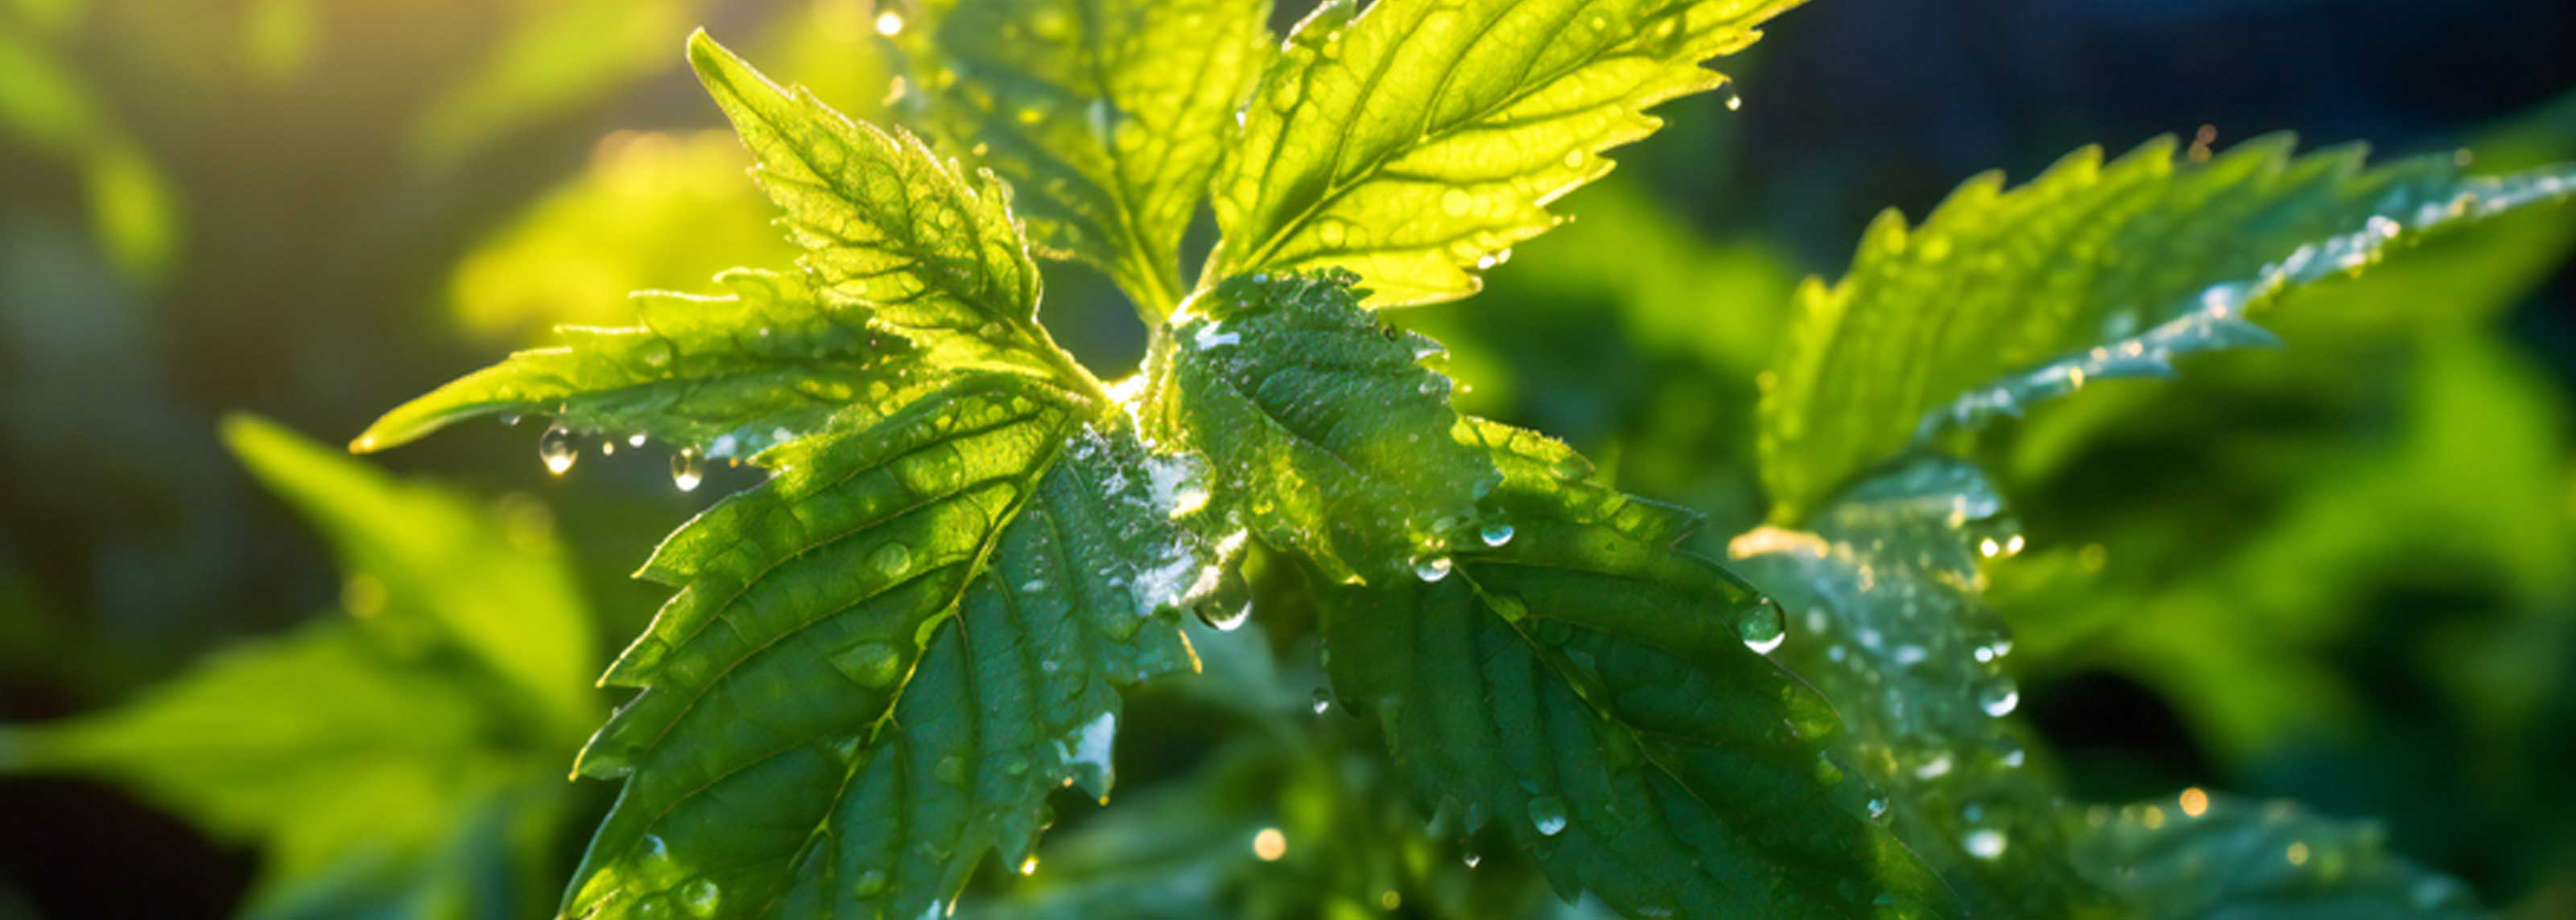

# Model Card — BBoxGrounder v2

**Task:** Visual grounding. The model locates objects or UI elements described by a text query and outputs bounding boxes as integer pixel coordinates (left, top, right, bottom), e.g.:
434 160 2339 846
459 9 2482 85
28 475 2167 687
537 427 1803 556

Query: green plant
337 2 2576 918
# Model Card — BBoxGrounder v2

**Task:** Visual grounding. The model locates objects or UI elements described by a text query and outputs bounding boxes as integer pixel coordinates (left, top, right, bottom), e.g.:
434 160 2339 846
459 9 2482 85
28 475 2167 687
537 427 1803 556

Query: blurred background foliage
2 0 2573 918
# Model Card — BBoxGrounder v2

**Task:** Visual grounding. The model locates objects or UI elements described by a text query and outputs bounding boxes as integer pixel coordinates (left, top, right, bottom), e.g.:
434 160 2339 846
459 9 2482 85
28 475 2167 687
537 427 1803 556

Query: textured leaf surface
1206 0 1800 306
1151 270 1498 581
359 267 922 458
562 373 1227 920
1729 458 2107 917
1760 137 2576 520
2064 794 2483 920
1316 419 1956 918
901 0 1273 311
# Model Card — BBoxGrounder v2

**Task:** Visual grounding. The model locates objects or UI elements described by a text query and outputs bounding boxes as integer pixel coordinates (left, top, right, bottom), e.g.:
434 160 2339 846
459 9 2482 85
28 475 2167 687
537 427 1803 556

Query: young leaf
1729 458 2108 916
357 268 926 457
1759 137 2576 521
2064 794 2483 919
898 0 1274 313
1150 270 1499 582
557 374 1230 920
687 31 1100 393
1205 0 1802 306
1316 419 1959 918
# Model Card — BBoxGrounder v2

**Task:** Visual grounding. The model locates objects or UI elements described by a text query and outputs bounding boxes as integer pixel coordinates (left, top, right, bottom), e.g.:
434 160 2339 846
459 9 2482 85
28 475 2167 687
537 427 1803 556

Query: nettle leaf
1729 458 2108 917
560 373 1228 920
1316 419 1958 918
898 0 1274 312
1151 270 1499 582
1206 0 1802 307
2064 794 2483 919
1760 136 2576 521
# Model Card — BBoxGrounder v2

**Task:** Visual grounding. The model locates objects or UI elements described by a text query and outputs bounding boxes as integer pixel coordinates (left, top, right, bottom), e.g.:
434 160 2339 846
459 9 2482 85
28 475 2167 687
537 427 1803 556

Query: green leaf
899 0 1274 313
687 31 1096 390
1204 0 1802 307
559 373 1231 920
226 414 597 733
1728 458 2109 917
4 416 594 918
1315 418 1958 919
1150 270 1499 582
1759 136 2576 521
357 268 924 457
2063 794 2483 919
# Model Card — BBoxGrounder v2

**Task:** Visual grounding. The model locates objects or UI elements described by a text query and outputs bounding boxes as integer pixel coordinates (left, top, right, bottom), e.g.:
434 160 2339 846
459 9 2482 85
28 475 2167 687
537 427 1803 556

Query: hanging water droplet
539 423 578 476
1412 555 1453 582
1462 850 1482 868
1195 599 1251 632
1018 855 1039 876
1977 678 2020 717
671 448 705 492
679 879 722 918
1737 598 1786 654
871 542 914 577
1725 93 1744 111
1527 796 1568 836
1962 828 2008 860
1311 688 1332 716
1480 522 1514 547
1867 796 1889 821
629 432 649 448
830 642 903 688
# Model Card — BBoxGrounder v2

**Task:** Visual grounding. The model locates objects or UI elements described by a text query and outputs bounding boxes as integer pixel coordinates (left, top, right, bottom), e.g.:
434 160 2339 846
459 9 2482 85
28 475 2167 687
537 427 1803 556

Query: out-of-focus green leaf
1730 458 2109 916
1760 136 2576 522
559 375 1229 920
0 29 184 283
1315 418 1957 919
2 417 597 920
450 130 800 339
900 0 1273 313
1204 0 1802 307
2063 794 2483 919
238 0 317 85
1150 270 1498 582
226 414 597 734
411 0 702 163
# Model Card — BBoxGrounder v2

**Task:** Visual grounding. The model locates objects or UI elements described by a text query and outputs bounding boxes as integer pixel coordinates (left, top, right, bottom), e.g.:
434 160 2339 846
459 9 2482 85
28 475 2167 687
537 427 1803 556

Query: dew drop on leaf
1977 678 2021 717
1737 598 1786 654
829 642 903 688
1195 599 1251 632
1480 522 1514 547
935 753 968 786
1528 796 1569 836
679 878 721 918
871 542 913 577
1311 688 1331 716
539 423 578 475
1963 827 2008 860
1412 555 1453 582
671 448 704 492
852 870 888 897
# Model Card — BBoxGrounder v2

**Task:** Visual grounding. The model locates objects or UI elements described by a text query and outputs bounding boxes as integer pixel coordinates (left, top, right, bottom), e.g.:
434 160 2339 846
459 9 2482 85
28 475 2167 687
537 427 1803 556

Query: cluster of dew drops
530 417 709 492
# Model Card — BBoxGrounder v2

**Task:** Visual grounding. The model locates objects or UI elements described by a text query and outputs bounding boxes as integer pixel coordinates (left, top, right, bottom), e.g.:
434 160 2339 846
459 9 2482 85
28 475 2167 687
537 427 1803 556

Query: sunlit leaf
1760 136 2576 522
1205 0 1801 307
1150 270 1498 582
1730 458 2107 916
900 0 1274 312
2064 794 2483 919
559 374 1228 920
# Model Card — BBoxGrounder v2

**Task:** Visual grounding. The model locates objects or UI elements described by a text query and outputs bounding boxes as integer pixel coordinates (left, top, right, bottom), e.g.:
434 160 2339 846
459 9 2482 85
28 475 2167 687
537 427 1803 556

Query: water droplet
1462 851 1482 868
1725 94 1744 111
1737 598 1786 654
1018 855 1039 876
1440 188 1475 217
871 542 913 577
1195 600 1251 632
1866 796 1889 821
1977 678 2020 717
1412 555 1453 582
935 753 967 786
1528 796 1568 836
679 879 722 918
1480 522 1515 547
539 423 578 475
830 642 903 688
1311 688 1332 715
1962 828 2008 860
671 448 704 491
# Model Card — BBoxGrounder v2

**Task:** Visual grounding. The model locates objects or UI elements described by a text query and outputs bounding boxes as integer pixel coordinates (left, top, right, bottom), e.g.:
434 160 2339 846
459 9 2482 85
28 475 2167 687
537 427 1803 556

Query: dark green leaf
2063 794 2482 920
